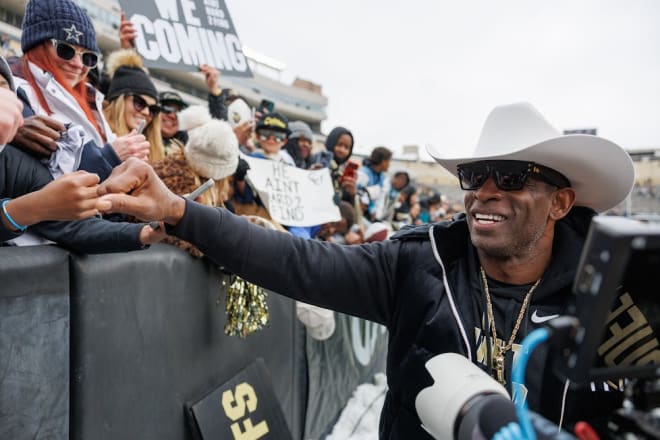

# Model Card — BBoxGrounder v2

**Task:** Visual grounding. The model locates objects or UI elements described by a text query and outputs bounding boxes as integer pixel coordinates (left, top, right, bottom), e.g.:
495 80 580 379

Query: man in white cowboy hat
96 102 636 439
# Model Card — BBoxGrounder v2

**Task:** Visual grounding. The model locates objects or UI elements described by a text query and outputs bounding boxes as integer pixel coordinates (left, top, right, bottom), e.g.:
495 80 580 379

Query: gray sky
225 0 659 158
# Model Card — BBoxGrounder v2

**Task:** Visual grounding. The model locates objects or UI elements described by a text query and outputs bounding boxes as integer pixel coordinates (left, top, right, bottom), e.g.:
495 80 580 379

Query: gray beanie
288 121 314 142
21 0 99 53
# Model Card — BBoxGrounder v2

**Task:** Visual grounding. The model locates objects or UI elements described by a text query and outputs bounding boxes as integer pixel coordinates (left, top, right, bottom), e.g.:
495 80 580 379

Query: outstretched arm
97 158 397 324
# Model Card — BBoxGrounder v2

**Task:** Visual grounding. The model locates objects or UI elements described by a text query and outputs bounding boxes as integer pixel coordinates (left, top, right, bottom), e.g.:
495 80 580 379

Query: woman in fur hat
103 49 165 163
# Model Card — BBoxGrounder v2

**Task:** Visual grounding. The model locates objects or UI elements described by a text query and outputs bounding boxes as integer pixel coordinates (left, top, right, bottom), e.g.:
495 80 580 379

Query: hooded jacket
321 126 354 166
168 200 624 438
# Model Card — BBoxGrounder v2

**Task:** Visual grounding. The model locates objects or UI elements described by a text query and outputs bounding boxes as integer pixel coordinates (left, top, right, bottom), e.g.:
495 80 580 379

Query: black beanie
21 0 99 53
105 66 158 102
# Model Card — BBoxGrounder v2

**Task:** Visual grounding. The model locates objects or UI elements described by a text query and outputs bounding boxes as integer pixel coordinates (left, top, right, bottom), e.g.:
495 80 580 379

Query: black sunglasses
130 94 161 117
51 39 99 68
160 105 180 115
257 129 287 142
457 160 571 191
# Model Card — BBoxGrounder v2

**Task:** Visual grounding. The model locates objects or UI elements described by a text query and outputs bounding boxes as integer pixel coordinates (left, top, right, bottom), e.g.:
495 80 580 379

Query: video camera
556 216 660 383
417 216 660 439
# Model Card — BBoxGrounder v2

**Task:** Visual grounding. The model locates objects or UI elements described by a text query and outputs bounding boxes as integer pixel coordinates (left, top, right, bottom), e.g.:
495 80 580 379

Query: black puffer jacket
169 201 623 438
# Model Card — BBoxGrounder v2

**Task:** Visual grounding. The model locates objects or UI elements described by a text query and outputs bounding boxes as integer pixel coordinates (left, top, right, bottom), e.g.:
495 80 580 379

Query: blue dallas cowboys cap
21 0 100 54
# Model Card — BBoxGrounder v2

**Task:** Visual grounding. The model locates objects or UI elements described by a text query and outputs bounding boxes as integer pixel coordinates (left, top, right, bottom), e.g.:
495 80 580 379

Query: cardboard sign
186 358 292 440
118 0 252 76
242 155 341 227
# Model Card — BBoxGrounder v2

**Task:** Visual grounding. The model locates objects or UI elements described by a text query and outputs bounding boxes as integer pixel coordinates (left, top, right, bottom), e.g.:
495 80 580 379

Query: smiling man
97 102 635 439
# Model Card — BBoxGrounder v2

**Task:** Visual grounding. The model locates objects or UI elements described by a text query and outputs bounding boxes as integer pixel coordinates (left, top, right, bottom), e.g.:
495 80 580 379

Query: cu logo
350 317 387 366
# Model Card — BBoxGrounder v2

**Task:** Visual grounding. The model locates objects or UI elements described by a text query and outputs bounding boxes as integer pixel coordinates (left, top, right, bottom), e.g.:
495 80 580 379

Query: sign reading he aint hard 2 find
118 0 253 76
186 358 292 439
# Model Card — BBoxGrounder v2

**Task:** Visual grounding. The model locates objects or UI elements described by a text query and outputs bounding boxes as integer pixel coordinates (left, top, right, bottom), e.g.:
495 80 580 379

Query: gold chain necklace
480 266 540 385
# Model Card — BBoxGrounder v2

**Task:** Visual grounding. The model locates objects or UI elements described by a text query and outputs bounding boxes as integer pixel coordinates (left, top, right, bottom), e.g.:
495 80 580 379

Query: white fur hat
179 105 239 180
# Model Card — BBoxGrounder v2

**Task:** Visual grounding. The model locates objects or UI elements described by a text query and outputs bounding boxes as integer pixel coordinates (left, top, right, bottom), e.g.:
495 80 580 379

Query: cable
513 327 550 440
491 327 550 440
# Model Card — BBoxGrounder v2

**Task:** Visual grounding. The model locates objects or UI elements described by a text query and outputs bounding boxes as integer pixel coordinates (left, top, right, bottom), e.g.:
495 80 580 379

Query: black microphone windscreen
478 395 518 439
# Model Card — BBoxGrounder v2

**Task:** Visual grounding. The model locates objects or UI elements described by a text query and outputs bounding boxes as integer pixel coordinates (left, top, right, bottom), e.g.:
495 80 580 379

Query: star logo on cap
63 24 83 44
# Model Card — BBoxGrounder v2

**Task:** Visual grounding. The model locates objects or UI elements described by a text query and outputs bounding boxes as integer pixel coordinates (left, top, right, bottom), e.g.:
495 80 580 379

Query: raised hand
119 12 138 49
199 64 221 95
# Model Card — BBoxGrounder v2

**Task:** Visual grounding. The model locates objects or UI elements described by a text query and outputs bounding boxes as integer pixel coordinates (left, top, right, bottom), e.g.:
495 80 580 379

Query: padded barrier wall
0 246 71 439
0 244 306 440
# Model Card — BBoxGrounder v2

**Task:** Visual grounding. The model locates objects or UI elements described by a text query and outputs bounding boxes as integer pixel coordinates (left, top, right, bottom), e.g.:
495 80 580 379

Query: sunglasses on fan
50 39 99 68
130 94 161 117
160 105 181 116
456 160 571 191
257 129 287 142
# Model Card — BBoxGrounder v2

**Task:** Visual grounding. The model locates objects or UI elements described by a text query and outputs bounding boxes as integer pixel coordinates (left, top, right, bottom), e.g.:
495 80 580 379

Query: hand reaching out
98 157 185 225
2 171 108 231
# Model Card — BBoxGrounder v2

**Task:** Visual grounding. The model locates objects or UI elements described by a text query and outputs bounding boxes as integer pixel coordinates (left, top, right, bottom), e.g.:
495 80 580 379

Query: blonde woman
103 49 164 163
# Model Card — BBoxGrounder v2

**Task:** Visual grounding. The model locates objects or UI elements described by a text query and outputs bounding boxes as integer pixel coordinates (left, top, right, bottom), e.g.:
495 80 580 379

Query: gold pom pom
224 275 269 338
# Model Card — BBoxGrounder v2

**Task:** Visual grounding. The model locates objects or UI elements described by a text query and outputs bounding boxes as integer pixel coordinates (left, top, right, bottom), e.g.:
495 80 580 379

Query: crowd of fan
0 0 463 254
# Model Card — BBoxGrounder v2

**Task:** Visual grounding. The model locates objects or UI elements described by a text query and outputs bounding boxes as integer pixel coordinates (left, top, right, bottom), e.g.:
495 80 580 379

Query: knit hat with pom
105 49 157 101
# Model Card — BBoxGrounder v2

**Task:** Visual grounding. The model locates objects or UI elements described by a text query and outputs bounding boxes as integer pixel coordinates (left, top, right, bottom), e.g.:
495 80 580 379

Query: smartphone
258 99 275 114
341 161 359 181
136 119 146 135
186 178 215 200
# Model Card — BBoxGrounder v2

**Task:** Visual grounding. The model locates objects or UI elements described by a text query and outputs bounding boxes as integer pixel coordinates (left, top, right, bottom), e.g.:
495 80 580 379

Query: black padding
69 244 305 440
0 245 70 439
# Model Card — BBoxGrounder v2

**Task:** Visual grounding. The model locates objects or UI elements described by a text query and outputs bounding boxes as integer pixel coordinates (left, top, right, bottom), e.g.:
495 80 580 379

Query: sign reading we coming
118 0 252 76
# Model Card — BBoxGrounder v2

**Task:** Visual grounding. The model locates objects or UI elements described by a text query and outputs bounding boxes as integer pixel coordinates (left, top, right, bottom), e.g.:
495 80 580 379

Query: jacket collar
392 207 596 300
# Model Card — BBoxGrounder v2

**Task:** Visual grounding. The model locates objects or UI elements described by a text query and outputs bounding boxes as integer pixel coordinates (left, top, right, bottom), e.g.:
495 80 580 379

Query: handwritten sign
242 155 341 227
118 0 252 76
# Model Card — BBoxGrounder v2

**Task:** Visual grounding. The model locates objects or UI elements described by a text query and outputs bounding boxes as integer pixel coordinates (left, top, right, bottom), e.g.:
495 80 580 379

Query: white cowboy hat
427 102 635 213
